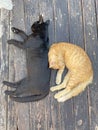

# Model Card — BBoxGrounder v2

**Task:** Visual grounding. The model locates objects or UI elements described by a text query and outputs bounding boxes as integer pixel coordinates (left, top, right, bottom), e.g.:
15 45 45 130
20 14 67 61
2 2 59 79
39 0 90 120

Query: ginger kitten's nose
49 61 55 68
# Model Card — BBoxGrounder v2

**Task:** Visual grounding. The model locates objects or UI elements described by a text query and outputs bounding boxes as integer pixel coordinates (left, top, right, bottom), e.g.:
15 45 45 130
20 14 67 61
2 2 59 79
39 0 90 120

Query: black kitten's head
31 15 50 36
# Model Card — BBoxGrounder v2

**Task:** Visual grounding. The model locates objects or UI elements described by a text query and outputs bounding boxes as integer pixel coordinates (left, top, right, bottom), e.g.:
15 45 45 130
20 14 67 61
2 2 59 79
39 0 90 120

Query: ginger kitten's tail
57 75 93 102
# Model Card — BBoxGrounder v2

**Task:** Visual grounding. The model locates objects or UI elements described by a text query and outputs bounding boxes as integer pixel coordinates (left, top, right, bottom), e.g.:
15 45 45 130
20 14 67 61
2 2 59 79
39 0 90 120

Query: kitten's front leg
11 27 28 40
8 39 25 49
50 83 65 92
50 71 70 92
56 68 64 85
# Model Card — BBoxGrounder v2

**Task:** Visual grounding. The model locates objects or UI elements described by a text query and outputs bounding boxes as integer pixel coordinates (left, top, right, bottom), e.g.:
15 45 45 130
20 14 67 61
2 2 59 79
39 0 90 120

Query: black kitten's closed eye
3 15 50 102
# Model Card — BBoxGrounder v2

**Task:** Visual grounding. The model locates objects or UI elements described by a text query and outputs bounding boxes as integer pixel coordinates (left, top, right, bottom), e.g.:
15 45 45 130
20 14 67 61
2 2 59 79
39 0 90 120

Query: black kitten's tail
10 92 49 103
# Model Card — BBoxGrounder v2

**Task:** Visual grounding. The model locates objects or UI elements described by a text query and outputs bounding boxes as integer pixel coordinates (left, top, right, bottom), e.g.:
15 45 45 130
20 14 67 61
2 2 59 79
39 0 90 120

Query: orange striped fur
48 42 93 102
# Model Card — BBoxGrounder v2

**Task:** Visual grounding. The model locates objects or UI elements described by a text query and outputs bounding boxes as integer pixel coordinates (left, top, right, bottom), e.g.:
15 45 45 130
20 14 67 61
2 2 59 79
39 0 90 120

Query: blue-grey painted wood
7 0 30 130
53 1 75 130
68 0 89 130
0 0 98 130
0 9 9 130
82 0 98 130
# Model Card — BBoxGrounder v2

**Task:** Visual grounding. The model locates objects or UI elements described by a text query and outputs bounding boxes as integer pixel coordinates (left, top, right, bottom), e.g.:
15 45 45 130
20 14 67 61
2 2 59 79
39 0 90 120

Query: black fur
3 15 50 102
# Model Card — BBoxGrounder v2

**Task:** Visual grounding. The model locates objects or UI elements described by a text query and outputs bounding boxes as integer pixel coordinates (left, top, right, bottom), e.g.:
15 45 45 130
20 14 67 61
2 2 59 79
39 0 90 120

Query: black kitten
3 15 51 102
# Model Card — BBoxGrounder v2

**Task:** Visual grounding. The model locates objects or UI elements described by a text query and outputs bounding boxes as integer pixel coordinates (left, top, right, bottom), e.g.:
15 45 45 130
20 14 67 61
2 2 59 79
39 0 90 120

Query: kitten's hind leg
11 27 28 40
3 78 27 88
57 82 88 102
54 73 81 99
8 40 25 49
54 88 71 99
50 71 70 92
5 89 22 96
5 88 24 97
4 78 29 97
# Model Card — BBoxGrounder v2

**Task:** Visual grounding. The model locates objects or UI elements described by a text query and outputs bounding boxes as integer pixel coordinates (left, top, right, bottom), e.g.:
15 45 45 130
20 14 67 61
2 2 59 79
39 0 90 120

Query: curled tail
10 92 49 103
57 75 93 102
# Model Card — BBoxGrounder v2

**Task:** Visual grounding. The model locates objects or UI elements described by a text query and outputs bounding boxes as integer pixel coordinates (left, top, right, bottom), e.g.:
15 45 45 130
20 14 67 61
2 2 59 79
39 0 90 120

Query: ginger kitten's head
48 44 64 69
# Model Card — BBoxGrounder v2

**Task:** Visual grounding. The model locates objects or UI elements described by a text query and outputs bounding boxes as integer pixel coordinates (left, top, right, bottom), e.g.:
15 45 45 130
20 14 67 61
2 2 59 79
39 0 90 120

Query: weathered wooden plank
23 1 41 130
95 0 98 37
39 0 55 44
68 0 84 47
68 0 90 130
95 0 98 22
0 9 10 130
25 0 55 130
82 0 98 130
24 0 50 130
38 1 57 130
0 0 97 130
7 0 30 130
52 0 75 130
23 0 39 33
54 0 69 42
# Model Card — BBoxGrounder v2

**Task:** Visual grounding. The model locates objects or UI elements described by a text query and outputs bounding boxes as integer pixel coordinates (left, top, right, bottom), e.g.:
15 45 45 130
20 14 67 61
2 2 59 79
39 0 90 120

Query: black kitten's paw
3 81 19 88
3 81 14 87
5 90 14 95
7 40 13 44
3 81 10 86
11 27 20 33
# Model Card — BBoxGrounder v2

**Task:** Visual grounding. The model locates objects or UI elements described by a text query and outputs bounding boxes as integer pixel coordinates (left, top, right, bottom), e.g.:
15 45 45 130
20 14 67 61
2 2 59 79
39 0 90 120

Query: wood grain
0 0 98 130
68 0 90 130
82 0 98 130
0 9 10 130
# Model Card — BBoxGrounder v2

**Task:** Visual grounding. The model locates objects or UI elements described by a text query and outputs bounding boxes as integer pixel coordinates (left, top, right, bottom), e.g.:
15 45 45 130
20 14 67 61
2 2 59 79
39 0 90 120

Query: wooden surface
0 0 98 130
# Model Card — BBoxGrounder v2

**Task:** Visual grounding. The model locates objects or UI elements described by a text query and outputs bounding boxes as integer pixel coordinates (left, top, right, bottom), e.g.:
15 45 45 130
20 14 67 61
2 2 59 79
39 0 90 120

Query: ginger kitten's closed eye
48 42 93 102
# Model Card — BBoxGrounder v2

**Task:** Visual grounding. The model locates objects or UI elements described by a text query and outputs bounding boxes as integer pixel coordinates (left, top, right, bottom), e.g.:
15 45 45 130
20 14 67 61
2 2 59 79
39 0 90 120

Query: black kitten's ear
39 15 44 24
46 20 50 25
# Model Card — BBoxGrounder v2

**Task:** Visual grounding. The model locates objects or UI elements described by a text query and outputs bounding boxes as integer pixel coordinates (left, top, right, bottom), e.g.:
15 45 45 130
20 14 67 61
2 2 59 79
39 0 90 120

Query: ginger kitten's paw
50 84 65 92
57 95 68 102
54 88 71 99
56 77 61 85
54 93 62 99
50 86 56 92
57 97 65 102
57 93 72 102
50 84 61 92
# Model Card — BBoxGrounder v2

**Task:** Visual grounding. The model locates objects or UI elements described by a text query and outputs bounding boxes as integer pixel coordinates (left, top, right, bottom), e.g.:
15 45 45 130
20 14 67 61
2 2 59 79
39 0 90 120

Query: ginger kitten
48 42 93 102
